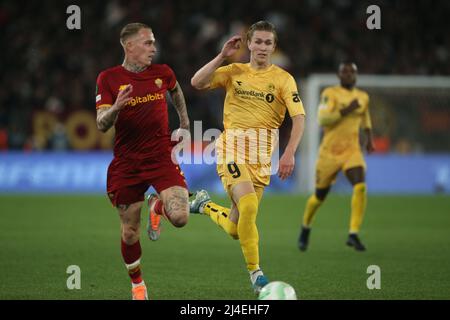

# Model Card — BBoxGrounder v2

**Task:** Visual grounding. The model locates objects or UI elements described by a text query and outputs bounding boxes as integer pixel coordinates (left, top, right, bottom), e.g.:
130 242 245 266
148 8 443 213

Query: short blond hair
120 23 151 46
246 21 277 44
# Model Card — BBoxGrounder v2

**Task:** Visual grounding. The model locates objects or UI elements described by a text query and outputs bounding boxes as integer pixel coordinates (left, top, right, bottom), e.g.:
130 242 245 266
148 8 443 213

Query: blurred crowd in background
0 0 449 152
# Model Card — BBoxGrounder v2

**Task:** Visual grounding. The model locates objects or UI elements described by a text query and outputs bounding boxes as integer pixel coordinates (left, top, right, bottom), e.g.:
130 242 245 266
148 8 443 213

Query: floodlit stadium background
0 0 449 195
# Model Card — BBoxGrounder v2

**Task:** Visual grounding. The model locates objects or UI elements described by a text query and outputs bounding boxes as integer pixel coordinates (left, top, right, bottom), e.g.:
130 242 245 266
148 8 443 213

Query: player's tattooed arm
169 82 190 130
96 84 133 132
96 107 120 132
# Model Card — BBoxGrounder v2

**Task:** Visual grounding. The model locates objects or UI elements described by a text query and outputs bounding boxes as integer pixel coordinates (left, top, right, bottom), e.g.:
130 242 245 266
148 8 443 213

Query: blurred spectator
48 122 70 151
7 123 27 150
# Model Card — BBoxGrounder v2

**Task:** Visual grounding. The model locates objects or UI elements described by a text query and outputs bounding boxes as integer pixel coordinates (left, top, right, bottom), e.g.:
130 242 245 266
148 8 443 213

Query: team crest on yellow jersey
155 78 163 88
267 83 275 92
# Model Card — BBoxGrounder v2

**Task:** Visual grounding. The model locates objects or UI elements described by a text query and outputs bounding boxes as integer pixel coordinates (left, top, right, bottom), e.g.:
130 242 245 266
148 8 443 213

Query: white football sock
131 280 145 288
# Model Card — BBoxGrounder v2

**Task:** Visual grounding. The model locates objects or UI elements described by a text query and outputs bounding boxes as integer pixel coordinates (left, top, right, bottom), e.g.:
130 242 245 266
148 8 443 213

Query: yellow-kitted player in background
190 21 305 294
298 62 375 252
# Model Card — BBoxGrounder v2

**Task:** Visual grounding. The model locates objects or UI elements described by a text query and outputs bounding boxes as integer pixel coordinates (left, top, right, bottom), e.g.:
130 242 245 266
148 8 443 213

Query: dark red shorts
106 156 187 207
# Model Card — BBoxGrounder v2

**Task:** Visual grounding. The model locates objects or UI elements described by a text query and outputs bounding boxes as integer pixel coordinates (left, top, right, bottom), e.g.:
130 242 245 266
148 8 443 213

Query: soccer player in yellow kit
298 62 375 252
190 21 305 293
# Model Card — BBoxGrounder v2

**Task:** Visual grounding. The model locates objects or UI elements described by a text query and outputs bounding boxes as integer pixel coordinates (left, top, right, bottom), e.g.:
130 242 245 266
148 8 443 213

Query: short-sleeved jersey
210 63 305 164
318 85 371 156
210 63 305 129
95 64 177 160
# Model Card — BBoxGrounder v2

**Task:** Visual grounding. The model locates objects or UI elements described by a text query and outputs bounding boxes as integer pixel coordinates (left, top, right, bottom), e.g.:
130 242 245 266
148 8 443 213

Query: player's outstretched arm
169 81 190 131
278 114 305 180
191 36 242 90
96 84 133 132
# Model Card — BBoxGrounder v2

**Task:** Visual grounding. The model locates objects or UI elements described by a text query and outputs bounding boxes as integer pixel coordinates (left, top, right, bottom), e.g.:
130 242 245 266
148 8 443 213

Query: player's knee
122 226 140 244
230 233 239 240
171 211 189 228
315 187 330 201
237 193 259 220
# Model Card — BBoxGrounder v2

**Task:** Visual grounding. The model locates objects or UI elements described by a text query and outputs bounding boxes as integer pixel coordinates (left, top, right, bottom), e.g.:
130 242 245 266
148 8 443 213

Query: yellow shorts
315 149 366 189
217 162 268 201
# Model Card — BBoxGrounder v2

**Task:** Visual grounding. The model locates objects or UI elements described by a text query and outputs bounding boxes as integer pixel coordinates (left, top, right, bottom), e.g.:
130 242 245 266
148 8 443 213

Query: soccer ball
258 281 297 300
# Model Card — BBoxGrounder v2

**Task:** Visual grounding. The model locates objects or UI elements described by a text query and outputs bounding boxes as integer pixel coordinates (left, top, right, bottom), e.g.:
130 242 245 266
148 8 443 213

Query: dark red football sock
154 199 165 216
121 239 143 284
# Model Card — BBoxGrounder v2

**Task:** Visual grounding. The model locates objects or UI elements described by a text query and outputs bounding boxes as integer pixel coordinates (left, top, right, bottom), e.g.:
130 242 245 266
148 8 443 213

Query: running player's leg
147 162 189 240
302 154 340 228
222 162 261 276
189 163 248 240
227 180 268 293
151 186 189 228
344 165 367 251
302 186 331 227
110 184 148 300
203 194 240 240
299 155 340 251
201 185 263 241
160 186 189 227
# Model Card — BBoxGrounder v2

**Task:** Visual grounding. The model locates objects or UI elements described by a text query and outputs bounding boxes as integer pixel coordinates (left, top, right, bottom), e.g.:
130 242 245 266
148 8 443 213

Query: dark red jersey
96 64 177 160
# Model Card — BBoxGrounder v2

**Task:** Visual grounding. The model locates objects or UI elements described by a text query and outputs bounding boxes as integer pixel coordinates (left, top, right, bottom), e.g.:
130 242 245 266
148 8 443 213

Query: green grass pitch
0 194 449 300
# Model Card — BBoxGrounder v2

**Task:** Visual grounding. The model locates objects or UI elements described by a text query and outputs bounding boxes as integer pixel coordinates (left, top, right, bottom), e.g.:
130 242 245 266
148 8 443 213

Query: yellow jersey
318 85 372 156
210 63 305 165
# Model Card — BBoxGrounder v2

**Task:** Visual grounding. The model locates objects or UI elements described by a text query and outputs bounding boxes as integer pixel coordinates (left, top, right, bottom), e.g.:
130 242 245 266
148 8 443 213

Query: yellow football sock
302 194 323 227
350 183 367 233
203 202 238 240
237 193 260 272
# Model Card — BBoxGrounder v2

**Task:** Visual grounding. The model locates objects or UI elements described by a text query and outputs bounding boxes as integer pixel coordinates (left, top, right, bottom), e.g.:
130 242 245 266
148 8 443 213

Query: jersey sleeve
209 64 233 89
95 72 113 109
361 94 372 129
318 87 341 126
165 64 177 91
281 74 305 117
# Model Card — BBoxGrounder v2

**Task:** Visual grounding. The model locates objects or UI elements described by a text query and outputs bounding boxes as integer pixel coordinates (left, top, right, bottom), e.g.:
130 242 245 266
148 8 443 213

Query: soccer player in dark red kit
95 23 190 300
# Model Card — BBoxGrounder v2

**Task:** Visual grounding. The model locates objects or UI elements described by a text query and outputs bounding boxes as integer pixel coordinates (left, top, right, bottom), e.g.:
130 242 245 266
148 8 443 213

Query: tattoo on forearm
170 83 189 125
97 108 119 132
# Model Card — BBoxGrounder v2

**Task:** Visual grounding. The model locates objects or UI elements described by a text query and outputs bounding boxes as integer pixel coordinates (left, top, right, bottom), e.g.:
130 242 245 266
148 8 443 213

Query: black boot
346 233 366 251
298 226 311 251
